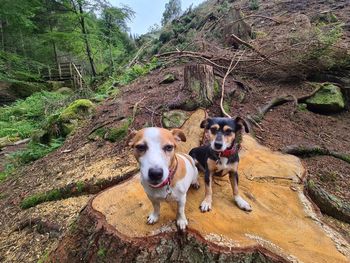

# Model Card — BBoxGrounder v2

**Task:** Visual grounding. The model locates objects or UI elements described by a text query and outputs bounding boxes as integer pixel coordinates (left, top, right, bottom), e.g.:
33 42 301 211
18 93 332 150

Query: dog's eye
135 144 147 152
210 128 217 134
224 129 233 135
163 145 174 152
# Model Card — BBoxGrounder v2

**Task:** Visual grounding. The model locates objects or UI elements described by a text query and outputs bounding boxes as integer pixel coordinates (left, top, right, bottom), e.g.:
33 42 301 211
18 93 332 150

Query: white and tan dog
128 127 199 230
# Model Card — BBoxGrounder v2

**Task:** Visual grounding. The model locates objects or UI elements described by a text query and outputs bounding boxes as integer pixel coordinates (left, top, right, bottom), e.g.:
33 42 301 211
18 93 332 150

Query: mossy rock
306 83 345 113
59 99 95 122
40 100 95 141
162 110 189 128
160 73 177 84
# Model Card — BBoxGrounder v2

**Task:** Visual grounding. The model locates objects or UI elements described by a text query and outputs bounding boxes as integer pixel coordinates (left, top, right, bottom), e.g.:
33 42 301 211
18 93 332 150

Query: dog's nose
214 142 223 150
148 168 163 181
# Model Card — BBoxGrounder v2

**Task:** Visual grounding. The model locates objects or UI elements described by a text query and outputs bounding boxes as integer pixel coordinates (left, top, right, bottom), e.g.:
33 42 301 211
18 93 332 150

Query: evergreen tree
161 0 182 26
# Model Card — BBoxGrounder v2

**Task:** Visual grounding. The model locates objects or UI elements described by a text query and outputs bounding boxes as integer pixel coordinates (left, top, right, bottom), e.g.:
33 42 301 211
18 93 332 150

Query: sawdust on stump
49 109 350 263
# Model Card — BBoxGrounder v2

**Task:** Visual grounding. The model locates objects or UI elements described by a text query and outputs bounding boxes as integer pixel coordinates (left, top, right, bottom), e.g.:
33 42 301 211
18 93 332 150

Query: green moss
213 79 220 96
59 99 95 122
223 100 230 114
306 83 345 112
76 181 85 193
0 172 7 182
162 110 188 128
37 251 49 263
297 103 308 111
21 189 62 209
97 248 107 258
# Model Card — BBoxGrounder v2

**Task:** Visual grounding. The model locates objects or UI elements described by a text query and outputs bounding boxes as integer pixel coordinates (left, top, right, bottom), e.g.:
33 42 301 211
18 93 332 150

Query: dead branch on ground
282 145 350 165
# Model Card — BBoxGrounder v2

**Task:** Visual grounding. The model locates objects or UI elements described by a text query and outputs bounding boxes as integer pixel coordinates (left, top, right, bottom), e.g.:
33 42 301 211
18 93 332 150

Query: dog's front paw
147 213 159 224
200 200 212 212
176 217 188 230
234 195 252 212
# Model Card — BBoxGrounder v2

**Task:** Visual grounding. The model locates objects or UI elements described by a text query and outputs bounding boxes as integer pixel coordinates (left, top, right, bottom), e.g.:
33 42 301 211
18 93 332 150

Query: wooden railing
41 62 84 89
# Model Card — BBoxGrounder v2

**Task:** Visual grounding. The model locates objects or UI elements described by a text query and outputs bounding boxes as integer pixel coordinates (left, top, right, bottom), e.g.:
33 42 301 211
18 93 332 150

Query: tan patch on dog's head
223 125 235 147
207 124 220 142
128 129 147 160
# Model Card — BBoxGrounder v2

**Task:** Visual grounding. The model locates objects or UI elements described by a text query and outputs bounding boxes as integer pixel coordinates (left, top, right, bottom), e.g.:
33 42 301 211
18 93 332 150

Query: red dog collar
219 145 240 158
149 157 178 189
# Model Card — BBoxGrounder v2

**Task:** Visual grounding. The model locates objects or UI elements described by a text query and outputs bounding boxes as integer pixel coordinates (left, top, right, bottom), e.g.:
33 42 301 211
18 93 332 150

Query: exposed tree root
247 85 322 126
20 168 138 209
306 179 350 224
281 145 350 165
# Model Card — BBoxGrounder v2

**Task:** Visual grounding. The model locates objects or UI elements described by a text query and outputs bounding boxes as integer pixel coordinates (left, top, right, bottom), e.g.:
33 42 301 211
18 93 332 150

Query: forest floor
0 0 350 262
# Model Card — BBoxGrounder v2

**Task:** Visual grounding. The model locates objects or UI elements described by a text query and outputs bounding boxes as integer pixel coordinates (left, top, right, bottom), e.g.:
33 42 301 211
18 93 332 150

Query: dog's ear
171 129 186 142
126 130 138 147
235 117 249 133
200 118 211 129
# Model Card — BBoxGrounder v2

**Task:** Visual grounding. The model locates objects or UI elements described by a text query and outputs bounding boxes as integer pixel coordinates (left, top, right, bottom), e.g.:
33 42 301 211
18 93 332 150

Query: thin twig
220 51 246 118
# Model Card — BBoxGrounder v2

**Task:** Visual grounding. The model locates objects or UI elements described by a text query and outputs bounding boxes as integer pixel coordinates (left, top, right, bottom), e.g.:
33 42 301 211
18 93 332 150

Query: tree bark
71 0 97 77
48 197 286 263
306 179 350 224
183 64 214 108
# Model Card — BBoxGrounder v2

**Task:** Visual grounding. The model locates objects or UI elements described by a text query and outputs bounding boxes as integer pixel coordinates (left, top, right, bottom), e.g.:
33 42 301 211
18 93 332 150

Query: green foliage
0 172 7 182
159 29 175 43
8 138 64 166
161 0 182 26
299 24 347 73
116 57 160 86
249 0 260 10
0 91 68 138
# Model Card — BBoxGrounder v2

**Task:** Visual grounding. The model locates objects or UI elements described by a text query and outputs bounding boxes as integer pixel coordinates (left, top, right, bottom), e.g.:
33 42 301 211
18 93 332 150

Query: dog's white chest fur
216 157 229 171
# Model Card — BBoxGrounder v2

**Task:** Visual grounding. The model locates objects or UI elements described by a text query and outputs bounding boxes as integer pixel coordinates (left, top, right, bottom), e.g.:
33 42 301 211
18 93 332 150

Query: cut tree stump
183 64 214 109
49 110 350 263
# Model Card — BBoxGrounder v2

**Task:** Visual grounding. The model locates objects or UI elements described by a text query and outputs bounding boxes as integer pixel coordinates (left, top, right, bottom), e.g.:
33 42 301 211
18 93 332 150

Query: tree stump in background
183 64 214 109
223 6 252 47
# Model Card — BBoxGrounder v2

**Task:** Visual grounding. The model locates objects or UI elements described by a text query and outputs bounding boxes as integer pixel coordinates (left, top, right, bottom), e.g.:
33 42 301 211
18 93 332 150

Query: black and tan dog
189 117 252 212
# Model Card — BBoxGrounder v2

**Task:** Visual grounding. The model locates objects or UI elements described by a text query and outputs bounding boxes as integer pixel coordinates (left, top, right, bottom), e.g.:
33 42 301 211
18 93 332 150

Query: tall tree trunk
0 21 4 51
77 1 97 77
46 0 59 69
108 42 115 72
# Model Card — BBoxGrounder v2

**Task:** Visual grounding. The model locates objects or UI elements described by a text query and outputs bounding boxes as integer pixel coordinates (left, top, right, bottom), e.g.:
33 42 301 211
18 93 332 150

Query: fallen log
48 110 350 263
306 179 350 224
282 145 350 165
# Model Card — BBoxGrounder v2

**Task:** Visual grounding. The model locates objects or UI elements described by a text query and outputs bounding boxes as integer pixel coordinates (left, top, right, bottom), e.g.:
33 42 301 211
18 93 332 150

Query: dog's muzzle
148 167 163 183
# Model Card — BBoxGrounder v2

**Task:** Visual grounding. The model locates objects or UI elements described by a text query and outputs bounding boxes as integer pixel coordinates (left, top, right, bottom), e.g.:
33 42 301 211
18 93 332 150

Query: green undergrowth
95 57 160 100
0 91 68 138
0 91 95 181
